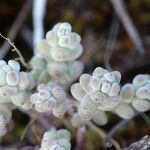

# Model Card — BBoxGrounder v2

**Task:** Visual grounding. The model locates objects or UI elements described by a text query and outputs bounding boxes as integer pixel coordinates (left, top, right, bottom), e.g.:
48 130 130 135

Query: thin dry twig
31 124 41 143
109 0 144 54
20 118 36 141
0 0 32 58
107 119 130 139
0 33 31 70
80 33 106 65
87 121 121 150
75 127 86 150
107 112 150 141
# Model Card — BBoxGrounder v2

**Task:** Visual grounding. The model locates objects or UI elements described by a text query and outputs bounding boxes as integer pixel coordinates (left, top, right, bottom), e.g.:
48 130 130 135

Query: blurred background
0 0 149 149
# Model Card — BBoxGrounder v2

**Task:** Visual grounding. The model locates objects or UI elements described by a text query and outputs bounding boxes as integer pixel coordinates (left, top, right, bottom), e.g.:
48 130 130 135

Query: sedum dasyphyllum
40 129 71 150
31 22 84 87
0 60 34 108
0 21 149 148
71 66 150 126
71 67 121 127
30 57 50 84
30 83 68 118
0 60 35 136
116 74 150 119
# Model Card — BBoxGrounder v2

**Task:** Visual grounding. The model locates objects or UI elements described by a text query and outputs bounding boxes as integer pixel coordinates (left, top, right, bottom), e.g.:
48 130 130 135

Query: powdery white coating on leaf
11 91 28 107
79 74 92 92
36 22 83 62
133 74 149 87
112 71 121 83
36 39 51 59
0 69 6 86
115 103 135 119
30 83 68 118
92 110 108 126
8 60 20 72
71 83 86 102
90 67 121 97
93 67 108 78
53 100 68 118
71 66 122 126
21 100 33 110
50 45 83 62
30 56 50 84
47 61 83 88
33 95 57 113
0 59 35 108
46 30 58 47
119 74 150 113
0 86 17 98
34 98 57 113
34 22 84 87
81 94 98 111
38 70 50 84
104 72 115 82
90 91 106 104
18 72 32 91
108 82 120 97
132 99 150 112
40 129 71 150
50 144 62 150
55 22 72 38
38 90 51 100
67 61 84 80
90 76 101 91
1 65 11 72
47 62 67 78
71 113 86 128
0 60 6 67
58 35 72 48
56 129 71 141
6 71 19 86
101 83 111 94
52 86 66 102
97 97 121 111
135 84 150 99
78 105 93 121
120 83 135 103
55 138 71 150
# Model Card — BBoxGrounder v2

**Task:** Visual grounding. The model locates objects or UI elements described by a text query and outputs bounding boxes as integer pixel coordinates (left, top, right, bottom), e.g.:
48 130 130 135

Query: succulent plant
31 22 84 87
30 56 50 84
118 74 150 117
71 67 121 127
47 60 84 87
40 129 71 150
36 22 83 62
30 83 68 118
0 21 149 149
0 60 35 108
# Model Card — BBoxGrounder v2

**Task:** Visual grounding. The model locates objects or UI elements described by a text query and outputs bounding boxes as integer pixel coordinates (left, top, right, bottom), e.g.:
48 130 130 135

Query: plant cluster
40 129 71 150
0 22 149 149
31 22 83 87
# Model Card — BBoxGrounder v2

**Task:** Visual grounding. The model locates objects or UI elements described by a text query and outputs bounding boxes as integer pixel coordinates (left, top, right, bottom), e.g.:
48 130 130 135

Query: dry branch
0 0 32 58
109 0 144 54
